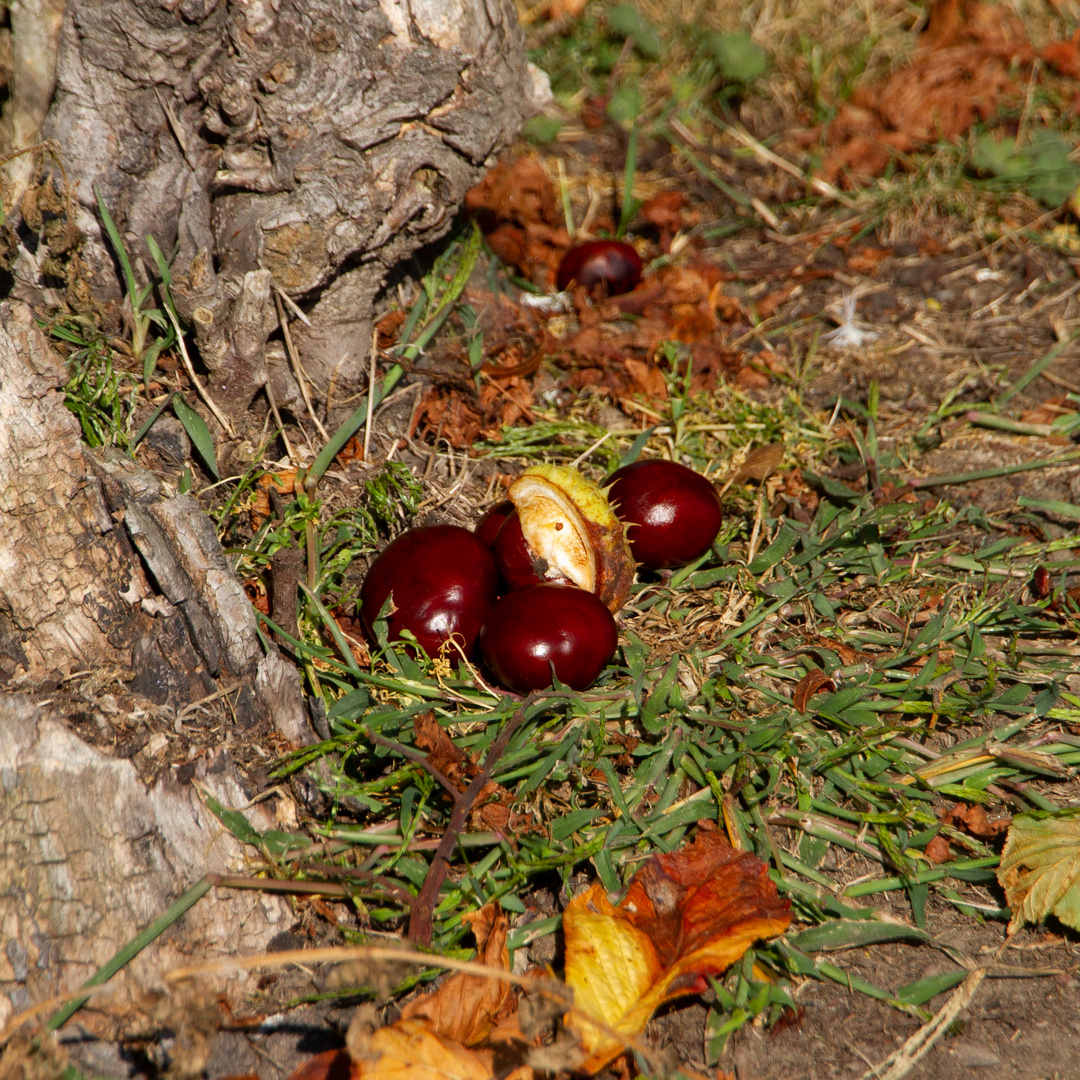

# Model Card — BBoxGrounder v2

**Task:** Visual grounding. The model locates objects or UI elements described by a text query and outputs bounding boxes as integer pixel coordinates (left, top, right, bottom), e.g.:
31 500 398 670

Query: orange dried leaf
924 835 953 864
546 0 588 17
400 905 516 1047
729 444 785 486
563 822 790 1073
286 1049 353 1080
941 802 1010 838
414 712 469 788
251 469 298 530
792 669 836 713
816 0 1032 185
351 1020 493 1080
623 358 668 402
1044 32 1080 78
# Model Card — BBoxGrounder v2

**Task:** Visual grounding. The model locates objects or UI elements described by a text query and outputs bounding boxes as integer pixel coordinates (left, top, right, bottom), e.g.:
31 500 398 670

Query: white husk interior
512 479 596 592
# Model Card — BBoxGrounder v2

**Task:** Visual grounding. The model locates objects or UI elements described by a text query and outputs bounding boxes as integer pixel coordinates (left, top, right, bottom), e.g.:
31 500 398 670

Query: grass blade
618 121 641 237
1016 496 1080 521
307 224 482 488
46 875 213 1031
94 185 137 304
132 391 175 448
172 394 219 479
994 332 1079 407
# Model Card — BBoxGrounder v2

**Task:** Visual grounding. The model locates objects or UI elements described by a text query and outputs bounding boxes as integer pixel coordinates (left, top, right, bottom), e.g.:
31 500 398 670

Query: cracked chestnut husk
505 462 635 612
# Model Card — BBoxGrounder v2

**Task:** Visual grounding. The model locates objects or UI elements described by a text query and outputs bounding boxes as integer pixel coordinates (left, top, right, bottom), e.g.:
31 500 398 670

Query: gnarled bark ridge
7 0 541 410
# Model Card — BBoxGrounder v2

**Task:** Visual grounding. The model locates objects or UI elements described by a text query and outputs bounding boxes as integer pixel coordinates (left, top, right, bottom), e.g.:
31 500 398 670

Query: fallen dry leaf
998 813 1080 934
813 0 1033 186
351 1019 497 1080
412 714 524 834
545 0 588 18
728 443 785 486
414 712 469 789
1044 30 1080 78
563 821 790 1072
940 802 1010 838
637 191 696 252
464 157 570 287
400 905 516 1047
924 835 953 864
792 669 837 713
285 1049 353 1080
1019 396 1074 427
251 469 298 530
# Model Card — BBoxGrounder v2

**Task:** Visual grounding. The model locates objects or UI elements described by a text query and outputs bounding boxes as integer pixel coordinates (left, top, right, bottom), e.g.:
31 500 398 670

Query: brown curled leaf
792 669 837 713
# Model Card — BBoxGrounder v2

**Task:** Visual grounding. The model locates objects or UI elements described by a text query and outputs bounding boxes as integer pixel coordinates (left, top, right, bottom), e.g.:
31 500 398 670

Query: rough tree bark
0 300 307 723
0 303 314 1048
0 694 295 1050
1 0 543 413
0 0 539 1051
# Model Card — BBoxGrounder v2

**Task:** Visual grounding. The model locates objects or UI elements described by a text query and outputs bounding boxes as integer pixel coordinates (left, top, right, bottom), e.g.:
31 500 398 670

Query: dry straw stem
718 120 857 208
164 943 686 1074
275 291 330 442
164 302 235 437
861 966 989 1080
2 944 657 1071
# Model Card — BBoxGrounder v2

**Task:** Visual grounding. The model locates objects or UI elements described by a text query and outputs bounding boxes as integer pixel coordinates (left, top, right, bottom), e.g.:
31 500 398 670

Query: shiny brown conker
474 500 514 548
478 583 618 693
556 240 643 296
359 525 499 659
606 460 723 569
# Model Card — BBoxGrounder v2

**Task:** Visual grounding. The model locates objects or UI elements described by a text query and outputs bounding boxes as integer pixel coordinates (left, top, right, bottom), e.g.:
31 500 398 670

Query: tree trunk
0 1 540 1054
2 0 543 410
0 301 320 1055
0 692 296 1060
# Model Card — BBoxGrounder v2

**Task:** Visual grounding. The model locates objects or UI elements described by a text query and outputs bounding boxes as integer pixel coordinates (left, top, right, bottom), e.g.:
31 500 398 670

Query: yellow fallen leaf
998 811 1080 933
563 821 790 1073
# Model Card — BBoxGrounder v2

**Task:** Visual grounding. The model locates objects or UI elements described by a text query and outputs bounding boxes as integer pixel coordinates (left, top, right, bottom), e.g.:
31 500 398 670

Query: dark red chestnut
475 500 514 548
492 510 546 591
606 460 722 569
556 240 643 296
359 525 499 659
479 583 618 693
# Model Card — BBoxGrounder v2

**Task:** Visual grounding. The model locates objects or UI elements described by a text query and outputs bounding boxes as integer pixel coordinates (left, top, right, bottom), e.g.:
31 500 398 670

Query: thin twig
718 118 858 208
569 430 612 468
289 862 414 906
363 325 378 463
363 725 461 803
275 291 329 441
263 373 298 463
408 694 538 944
861 965 989 1080
154 87 199 172
162 942 669 1073
164 303 236 436
208 871 413 908
274 283 312 327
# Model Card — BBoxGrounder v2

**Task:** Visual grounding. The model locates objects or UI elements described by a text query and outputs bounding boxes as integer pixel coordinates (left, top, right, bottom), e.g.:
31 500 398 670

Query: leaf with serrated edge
563 821 790 1073
998 812 1080 933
